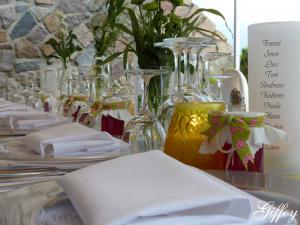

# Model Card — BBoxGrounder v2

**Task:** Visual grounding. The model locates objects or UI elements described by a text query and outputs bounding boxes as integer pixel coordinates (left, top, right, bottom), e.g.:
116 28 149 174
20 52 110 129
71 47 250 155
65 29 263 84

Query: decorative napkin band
64 95 89 107
200 111 290 170
40 94 49 103
63 96 89 117
91 101 128 116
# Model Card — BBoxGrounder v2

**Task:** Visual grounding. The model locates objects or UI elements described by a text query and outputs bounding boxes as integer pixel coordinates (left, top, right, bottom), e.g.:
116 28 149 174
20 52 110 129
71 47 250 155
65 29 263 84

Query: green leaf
170 0 183 7
122 43 136 69
143 1 159 11
187 8 233 38
114 23 133 35
193 27 226 41
75 45 83 51
127 7 144 51
181 15 200 35
98 52 123 67
45 53 59 65
123 50 128 70
131 0 144 5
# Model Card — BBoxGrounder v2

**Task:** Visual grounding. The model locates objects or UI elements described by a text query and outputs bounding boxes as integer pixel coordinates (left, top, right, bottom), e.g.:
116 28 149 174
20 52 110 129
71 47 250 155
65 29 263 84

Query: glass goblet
164 37 216 102
154 41 187 132
122 69 166 153
203 51 232 102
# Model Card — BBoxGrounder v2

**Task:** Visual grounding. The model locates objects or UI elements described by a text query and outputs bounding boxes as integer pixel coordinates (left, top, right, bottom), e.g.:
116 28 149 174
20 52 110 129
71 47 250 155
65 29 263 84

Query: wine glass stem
107 62 113 89
183 49 191 85
202 60 210 90
194 52 200 86
142 77 150 112
217 80 223 100
173 51 182 94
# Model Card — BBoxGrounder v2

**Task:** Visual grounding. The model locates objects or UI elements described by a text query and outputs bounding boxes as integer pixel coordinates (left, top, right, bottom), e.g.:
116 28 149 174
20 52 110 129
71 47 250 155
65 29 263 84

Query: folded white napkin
59 151 295 225
0 104 27 113
23 123 129 157
0 110 68 131
0 99 27 113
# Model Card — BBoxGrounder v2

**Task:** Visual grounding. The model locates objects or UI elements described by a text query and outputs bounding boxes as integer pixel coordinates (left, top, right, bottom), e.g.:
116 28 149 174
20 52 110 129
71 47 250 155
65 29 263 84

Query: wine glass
163 37 216 102
97 59 129 138
42 68 61 112
122 69 166 152
203 51 232 102
116 58 135 105
18 71 34 106
74 75 99 128
66 77 89 121
11 73 27 104
25 71 43 111
56 66 79 115
154 41 187 132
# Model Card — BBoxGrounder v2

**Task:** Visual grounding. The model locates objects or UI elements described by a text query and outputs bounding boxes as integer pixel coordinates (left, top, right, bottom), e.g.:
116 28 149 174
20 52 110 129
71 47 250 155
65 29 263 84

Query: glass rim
175 102 225 111
154 42 173 48
138 69 168 75
163 37 216 45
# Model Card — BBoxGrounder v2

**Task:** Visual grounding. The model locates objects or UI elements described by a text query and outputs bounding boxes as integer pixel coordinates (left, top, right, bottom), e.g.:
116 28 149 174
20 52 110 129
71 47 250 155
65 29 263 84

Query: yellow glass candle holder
164 102 225 169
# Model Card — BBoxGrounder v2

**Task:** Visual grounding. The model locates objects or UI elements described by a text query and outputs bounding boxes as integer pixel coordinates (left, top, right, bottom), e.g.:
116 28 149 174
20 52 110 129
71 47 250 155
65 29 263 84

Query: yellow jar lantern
164 102 225 169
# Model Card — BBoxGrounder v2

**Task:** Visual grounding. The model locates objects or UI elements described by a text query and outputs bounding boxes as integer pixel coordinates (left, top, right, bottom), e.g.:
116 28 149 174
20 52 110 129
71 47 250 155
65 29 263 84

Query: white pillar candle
249 22 300 174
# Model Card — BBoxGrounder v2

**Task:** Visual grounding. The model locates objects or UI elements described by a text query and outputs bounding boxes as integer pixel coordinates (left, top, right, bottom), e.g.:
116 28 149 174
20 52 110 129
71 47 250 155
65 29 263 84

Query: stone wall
0 0 232 81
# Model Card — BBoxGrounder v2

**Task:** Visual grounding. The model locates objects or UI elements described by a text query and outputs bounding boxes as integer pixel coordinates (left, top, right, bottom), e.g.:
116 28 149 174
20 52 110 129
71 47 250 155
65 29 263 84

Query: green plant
92 0 127 71
45 11 83 69
240 47 248 80
116 0 230 69
112 0 231 113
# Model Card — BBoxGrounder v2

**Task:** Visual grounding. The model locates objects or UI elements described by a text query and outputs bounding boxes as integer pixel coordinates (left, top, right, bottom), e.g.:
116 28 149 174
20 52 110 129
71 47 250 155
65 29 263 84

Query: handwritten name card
249 22 300 174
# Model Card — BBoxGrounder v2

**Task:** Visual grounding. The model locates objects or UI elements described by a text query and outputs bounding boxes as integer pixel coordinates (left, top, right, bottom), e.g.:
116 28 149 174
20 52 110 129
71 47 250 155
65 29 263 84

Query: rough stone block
34 0 53 5
16 38 40 58
0 30 7 43
0 5 16 29
15 3 30 13
40 43 54 56
57 0 84 14
10 11 37 39
73 23 93 48
0 0 10 5
15 60 40 73
30 6 50 21
44 14 59 32
0 49 14 72
75 46 95 66
197 17 216 33
27 25 49 44
88 0 106 12
0 43 13 49
65 14 85 28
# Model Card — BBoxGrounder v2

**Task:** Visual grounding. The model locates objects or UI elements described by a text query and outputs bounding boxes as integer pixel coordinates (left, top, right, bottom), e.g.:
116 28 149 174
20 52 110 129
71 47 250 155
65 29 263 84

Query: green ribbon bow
202 112 265 169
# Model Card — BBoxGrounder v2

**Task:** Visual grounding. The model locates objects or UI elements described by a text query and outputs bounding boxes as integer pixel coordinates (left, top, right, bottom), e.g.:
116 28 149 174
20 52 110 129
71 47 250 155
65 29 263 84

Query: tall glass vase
58 66 72 99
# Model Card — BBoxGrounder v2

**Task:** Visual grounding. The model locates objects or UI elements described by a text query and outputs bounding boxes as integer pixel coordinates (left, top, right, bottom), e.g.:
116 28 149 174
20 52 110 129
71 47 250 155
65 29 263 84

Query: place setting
0 0 300 224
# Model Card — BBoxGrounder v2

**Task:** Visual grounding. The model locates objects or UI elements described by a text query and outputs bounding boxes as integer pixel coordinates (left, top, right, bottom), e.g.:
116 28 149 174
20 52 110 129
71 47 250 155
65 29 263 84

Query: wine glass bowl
122 69 166 152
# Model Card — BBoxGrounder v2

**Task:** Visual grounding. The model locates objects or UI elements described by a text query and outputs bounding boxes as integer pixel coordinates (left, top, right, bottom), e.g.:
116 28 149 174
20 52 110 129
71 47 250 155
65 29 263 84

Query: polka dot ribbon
202 113 265 170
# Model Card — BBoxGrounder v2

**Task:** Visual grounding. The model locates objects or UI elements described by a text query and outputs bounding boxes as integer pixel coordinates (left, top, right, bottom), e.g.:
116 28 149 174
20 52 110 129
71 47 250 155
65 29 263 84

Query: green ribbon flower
202 112 265 170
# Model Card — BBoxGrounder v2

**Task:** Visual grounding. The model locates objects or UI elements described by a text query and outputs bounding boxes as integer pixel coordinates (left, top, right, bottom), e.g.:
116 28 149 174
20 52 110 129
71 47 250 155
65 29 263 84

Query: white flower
53 10 65 21
91 13 108 28
161 1 173 15
52 10 69 39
